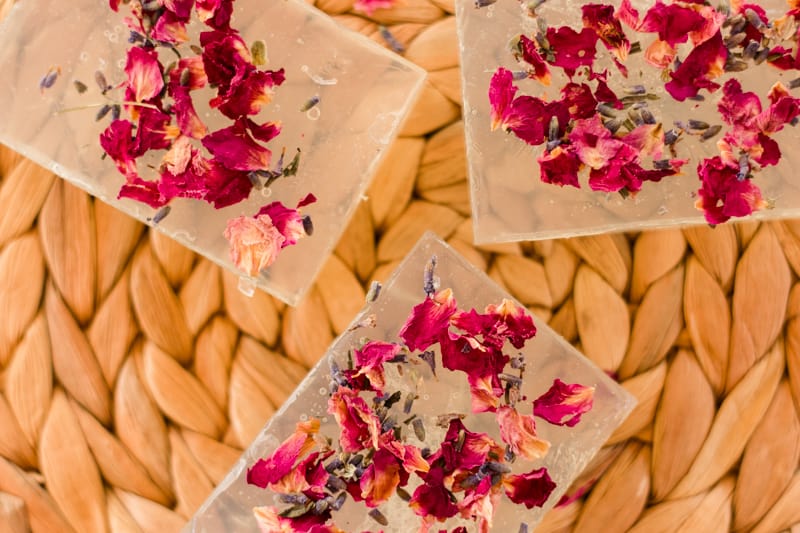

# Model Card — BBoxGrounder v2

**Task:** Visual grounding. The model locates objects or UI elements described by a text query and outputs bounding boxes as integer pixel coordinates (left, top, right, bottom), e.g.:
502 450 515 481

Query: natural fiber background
1 0 799 531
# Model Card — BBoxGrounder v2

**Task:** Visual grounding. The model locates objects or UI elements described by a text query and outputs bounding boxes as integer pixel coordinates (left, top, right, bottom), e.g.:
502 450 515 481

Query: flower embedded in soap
246 257 595 531
65 0 319 277
353 0 397 16
224 194 317 276
483 0 800 225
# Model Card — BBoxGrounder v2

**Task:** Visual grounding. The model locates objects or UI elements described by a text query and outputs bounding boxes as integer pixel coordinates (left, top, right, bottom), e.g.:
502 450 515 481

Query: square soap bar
457 0 800 243
185 233 635 532
0 0 425 304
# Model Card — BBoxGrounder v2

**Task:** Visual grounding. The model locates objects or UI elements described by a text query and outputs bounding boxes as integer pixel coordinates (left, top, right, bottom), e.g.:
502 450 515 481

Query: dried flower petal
639 1 706 47
503 467 557 509
457 477 501 533
196 0 234 29
256 194 316 249
538 145 582 188
247 419 320 488
545 26 599 75
398 288 457 352
518 35 551 85
582 4 630 62
496 406 551 460
353 0 395 15
664 31 726 101
358 447 404 507
124 46 164 102
533 379 595 427
409 466 459 520
202 118 273 171
695 155 767 224
328 388 383 453
350 341 402 393
223 214 284 276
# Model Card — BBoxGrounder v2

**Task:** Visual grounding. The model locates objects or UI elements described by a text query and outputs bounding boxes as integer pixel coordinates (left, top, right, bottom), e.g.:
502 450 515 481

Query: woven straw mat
1 0 799 531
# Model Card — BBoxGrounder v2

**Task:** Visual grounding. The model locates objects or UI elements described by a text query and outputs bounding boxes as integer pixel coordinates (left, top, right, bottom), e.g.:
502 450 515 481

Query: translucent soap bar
457 0 800 243
0 0 425 304
184 233 635 532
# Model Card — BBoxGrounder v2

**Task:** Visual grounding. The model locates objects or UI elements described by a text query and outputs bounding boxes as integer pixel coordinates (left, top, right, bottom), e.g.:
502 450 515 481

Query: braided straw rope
0 0 799 531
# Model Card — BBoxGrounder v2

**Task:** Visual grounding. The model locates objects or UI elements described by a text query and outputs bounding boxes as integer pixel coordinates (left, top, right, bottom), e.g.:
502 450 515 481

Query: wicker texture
0 0 799 531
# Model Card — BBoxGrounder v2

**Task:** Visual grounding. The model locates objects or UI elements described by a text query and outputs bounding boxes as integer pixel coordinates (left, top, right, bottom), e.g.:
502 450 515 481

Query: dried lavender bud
724 32 747 47
250 40 267 66
604 119 622 134
737 153 750 181
95 70 109 93
700 124 722 141
73 80 88 94
627 109 644 126
623 84 646 95
640 109 656 124
326 475 347 492
412 418 426 441
519 523 529 533
790 77 800 90
742 40 760 60
687 94 705 102
280 503 313 518
381 417 396 433
325 458 344 473
653 159 672 170
622 118 636 131
460 473 483 489
151 206 171 225
731 17 747 34
383 390 402 408
687 119 710 131
396 487 412 501
95 104 113 121
664 128 680 145
512 70 528 81
313 499 329 515
596 103 616 118
510 356 525 370
302 215 314 236
282 148 301 177
111 105 121 121
499 373 522 385
179 68 191 86
349 454 363 467
331 492 347 511
725 59 748 72
456 429 466 452
629 41 641 54
369 509 389 527
366 281 382 302
744 8 765 29
475 0 497 6
300 95 320 112
484 461 512 474
548 116 560 141
279 493 309 505
378 25 405 53
419 350 436 375
39 66 60 92
754 47 771 64
423 255 438 296
248 172 263 189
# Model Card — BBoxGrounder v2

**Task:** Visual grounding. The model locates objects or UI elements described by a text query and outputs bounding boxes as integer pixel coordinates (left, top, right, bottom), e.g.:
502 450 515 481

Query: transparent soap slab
457 0 800 243
185 232 636 532
0 0 425 305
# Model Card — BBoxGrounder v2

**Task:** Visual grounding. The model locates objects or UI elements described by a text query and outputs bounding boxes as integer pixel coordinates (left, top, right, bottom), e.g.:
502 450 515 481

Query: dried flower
533 379 595 427
223 215 285 277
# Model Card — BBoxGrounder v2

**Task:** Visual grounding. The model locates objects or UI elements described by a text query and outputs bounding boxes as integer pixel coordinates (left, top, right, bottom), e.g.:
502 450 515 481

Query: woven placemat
1 0 799 532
